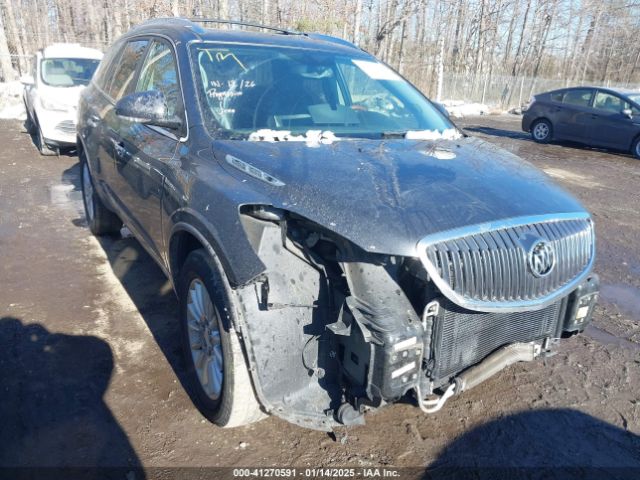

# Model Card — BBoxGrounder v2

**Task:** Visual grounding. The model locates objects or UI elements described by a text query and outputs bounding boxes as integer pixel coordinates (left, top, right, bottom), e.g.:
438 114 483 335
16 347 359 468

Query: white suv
22 43 103 155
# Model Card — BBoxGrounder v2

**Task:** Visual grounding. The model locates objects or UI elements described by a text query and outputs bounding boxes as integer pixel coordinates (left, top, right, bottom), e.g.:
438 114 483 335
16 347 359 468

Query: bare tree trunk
353 0 362 45
219 0 229 20
0 12 16 81
580 6 603 84
2 0 27 73
436 34 444 101
397 19 406 73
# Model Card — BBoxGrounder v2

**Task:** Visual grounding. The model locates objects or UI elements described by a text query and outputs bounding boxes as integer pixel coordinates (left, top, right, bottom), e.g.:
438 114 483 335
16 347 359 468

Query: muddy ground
0 115 639 478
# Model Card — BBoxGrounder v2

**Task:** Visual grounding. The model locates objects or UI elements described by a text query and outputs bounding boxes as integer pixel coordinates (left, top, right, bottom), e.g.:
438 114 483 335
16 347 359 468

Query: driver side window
136 40 183 119
594 92 624 113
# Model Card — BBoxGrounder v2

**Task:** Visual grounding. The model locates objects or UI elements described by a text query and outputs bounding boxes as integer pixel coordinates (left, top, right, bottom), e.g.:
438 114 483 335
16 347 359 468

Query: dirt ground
0 115 639 478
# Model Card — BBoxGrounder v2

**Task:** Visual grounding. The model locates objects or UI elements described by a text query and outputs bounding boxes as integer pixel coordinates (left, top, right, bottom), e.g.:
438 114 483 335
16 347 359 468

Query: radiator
427 298 563 383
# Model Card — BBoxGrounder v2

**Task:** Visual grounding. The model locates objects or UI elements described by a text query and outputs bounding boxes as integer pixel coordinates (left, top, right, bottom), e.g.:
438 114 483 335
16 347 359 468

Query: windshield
40 58 100 87
190 44 454 139
626 93 640 105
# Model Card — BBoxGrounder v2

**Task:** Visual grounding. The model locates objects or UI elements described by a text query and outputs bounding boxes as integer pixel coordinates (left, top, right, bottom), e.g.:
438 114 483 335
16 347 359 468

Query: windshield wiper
380 131 408 139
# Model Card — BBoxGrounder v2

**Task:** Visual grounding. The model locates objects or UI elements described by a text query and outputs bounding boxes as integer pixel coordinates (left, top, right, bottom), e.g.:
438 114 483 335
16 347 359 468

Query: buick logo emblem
528 241 556 277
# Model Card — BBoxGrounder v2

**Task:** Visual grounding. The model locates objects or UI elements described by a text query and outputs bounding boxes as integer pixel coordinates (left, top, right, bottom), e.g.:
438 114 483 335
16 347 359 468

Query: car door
111 38 184 260
24 55 38 118
98 38 150 218
588 90 640 150
553 88 594 142
80 41 125 188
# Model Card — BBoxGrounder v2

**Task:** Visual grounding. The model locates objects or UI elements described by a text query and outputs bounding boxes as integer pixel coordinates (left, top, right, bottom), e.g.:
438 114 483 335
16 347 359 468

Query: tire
34 118 57 156
23 100 33 133
177 248 264 428
80 158 122 236
531 119 553 144
632 137 640 160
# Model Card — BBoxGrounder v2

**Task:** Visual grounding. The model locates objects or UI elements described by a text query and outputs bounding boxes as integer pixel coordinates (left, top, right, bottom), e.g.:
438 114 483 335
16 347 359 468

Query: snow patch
440 100 491 119
405 128 462 140
0 81 26 120
248 129 337 147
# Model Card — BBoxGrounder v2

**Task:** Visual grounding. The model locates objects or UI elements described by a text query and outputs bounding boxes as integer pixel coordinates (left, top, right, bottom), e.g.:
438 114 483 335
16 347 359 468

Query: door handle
113 140 128 160
133 155 151 173
87 115 100 128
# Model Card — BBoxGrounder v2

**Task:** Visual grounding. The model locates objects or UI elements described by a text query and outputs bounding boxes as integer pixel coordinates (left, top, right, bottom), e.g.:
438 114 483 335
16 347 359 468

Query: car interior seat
43 60 74 86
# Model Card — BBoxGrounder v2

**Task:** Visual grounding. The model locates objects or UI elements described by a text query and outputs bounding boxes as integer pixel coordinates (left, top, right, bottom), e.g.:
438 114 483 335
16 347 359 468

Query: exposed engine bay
234 206 599 431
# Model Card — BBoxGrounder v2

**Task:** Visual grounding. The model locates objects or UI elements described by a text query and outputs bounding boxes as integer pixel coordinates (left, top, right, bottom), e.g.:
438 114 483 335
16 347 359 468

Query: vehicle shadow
463 125 531 141
426 408 640 480
464 124 635 160
90 232 187 399
0 316 145 479
60 163 195 419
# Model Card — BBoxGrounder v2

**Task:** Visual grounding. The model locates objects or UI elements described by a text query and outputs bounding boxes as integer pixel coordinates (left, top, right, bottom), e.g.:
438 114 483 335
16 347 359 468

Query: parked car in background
21 43 103 155
78 18 599 431
523 86 640 159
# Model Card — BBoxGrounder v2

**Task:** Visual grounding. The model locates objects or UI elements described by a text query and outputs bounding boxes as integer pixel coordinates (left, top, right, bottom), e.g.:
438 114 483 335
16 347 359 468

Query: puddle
585 325 640 353
600 283 640 319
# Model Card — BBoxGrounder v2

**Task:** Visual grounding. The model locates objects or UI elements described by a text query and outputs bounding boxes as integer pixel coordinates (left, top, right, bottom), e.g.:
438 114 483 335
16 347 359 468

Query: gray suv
77 18 599 430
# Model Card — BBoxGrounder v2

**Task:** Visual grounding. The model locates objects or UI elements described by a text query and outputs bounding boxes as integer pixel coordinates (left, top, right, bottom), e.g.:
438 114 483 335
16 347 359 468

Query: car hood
214 136 588 257
38 84 85 109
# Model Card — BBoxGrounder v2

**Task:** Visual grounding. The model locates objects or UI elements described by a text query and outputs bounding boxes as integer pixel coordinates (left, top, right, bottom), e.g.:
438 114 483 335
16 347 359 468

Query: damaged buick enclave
77 18 599 430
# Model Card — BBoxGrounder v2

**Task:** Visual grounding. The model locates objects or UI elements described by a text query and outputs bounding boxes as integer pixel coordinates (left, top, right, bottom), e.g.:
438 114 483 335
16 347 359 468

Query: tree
0 11 15 81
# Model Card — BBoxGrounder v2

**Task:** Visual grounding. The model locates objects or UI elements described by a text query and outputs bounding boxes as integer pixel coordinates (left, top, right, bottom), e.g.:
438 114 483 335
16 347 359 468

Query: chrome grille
55 120 76 134
417 213 595 312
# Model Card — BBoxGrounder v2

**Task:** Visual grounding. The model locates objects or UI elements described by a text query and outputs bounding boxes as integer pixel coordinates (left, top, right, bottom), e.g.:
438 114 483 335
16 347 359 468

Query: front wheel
178 249 264 427
81 160 122 236
632 137 640 160
34 119 57 156
531 119 553 144
23 100 34 133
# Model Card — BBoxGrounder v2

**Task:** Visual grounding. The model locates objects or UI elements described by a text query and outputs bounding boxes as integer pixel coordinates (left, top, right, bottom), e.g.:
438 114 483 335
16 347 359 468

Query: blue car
523 86 640 158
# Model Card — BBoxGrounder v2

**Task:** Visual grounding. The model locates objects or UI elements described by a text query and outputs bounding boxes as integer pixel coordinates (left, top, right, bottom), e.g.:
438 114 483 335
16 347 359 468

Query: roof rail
304 33 359 50
187 18 304 36
136 17 193 27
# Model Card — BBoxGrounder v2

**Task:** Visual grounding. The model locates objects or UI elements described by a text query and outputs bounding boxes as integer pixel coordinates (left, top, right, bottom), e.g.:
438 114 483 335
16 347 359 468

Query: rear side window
93 42 123 91
107 39 148 100
562 89 593 107
136 40 183 119
550 91 564 102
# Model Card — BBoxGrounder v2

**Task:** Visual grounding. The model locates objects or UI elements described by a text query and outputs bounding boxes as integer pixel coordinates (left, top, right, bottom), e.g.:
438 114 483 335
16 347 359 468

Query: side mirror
433 101 450 118
622 108 633 119
115 91 182 130
20 74 34 86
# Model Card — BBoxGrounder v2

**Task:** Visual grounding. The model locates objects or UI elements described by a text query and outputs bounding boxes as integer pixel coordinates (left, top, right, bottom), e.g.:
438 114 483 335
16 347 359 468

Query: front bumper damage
333 266 599 424
234 210 599 431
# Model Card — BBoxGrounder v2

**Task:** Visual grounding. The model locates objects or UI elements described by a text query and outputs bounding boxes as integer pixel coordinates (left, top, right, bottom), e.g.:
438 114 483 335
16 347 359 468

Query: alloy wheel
82 162 95 223
533 122 550 141
187 279 224 400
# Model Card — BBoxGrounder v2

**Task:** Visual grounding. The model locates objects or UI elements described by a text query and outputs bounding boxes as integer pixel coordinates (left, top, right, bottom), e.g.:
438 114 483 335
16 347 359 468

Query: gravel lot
0 115 639 479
